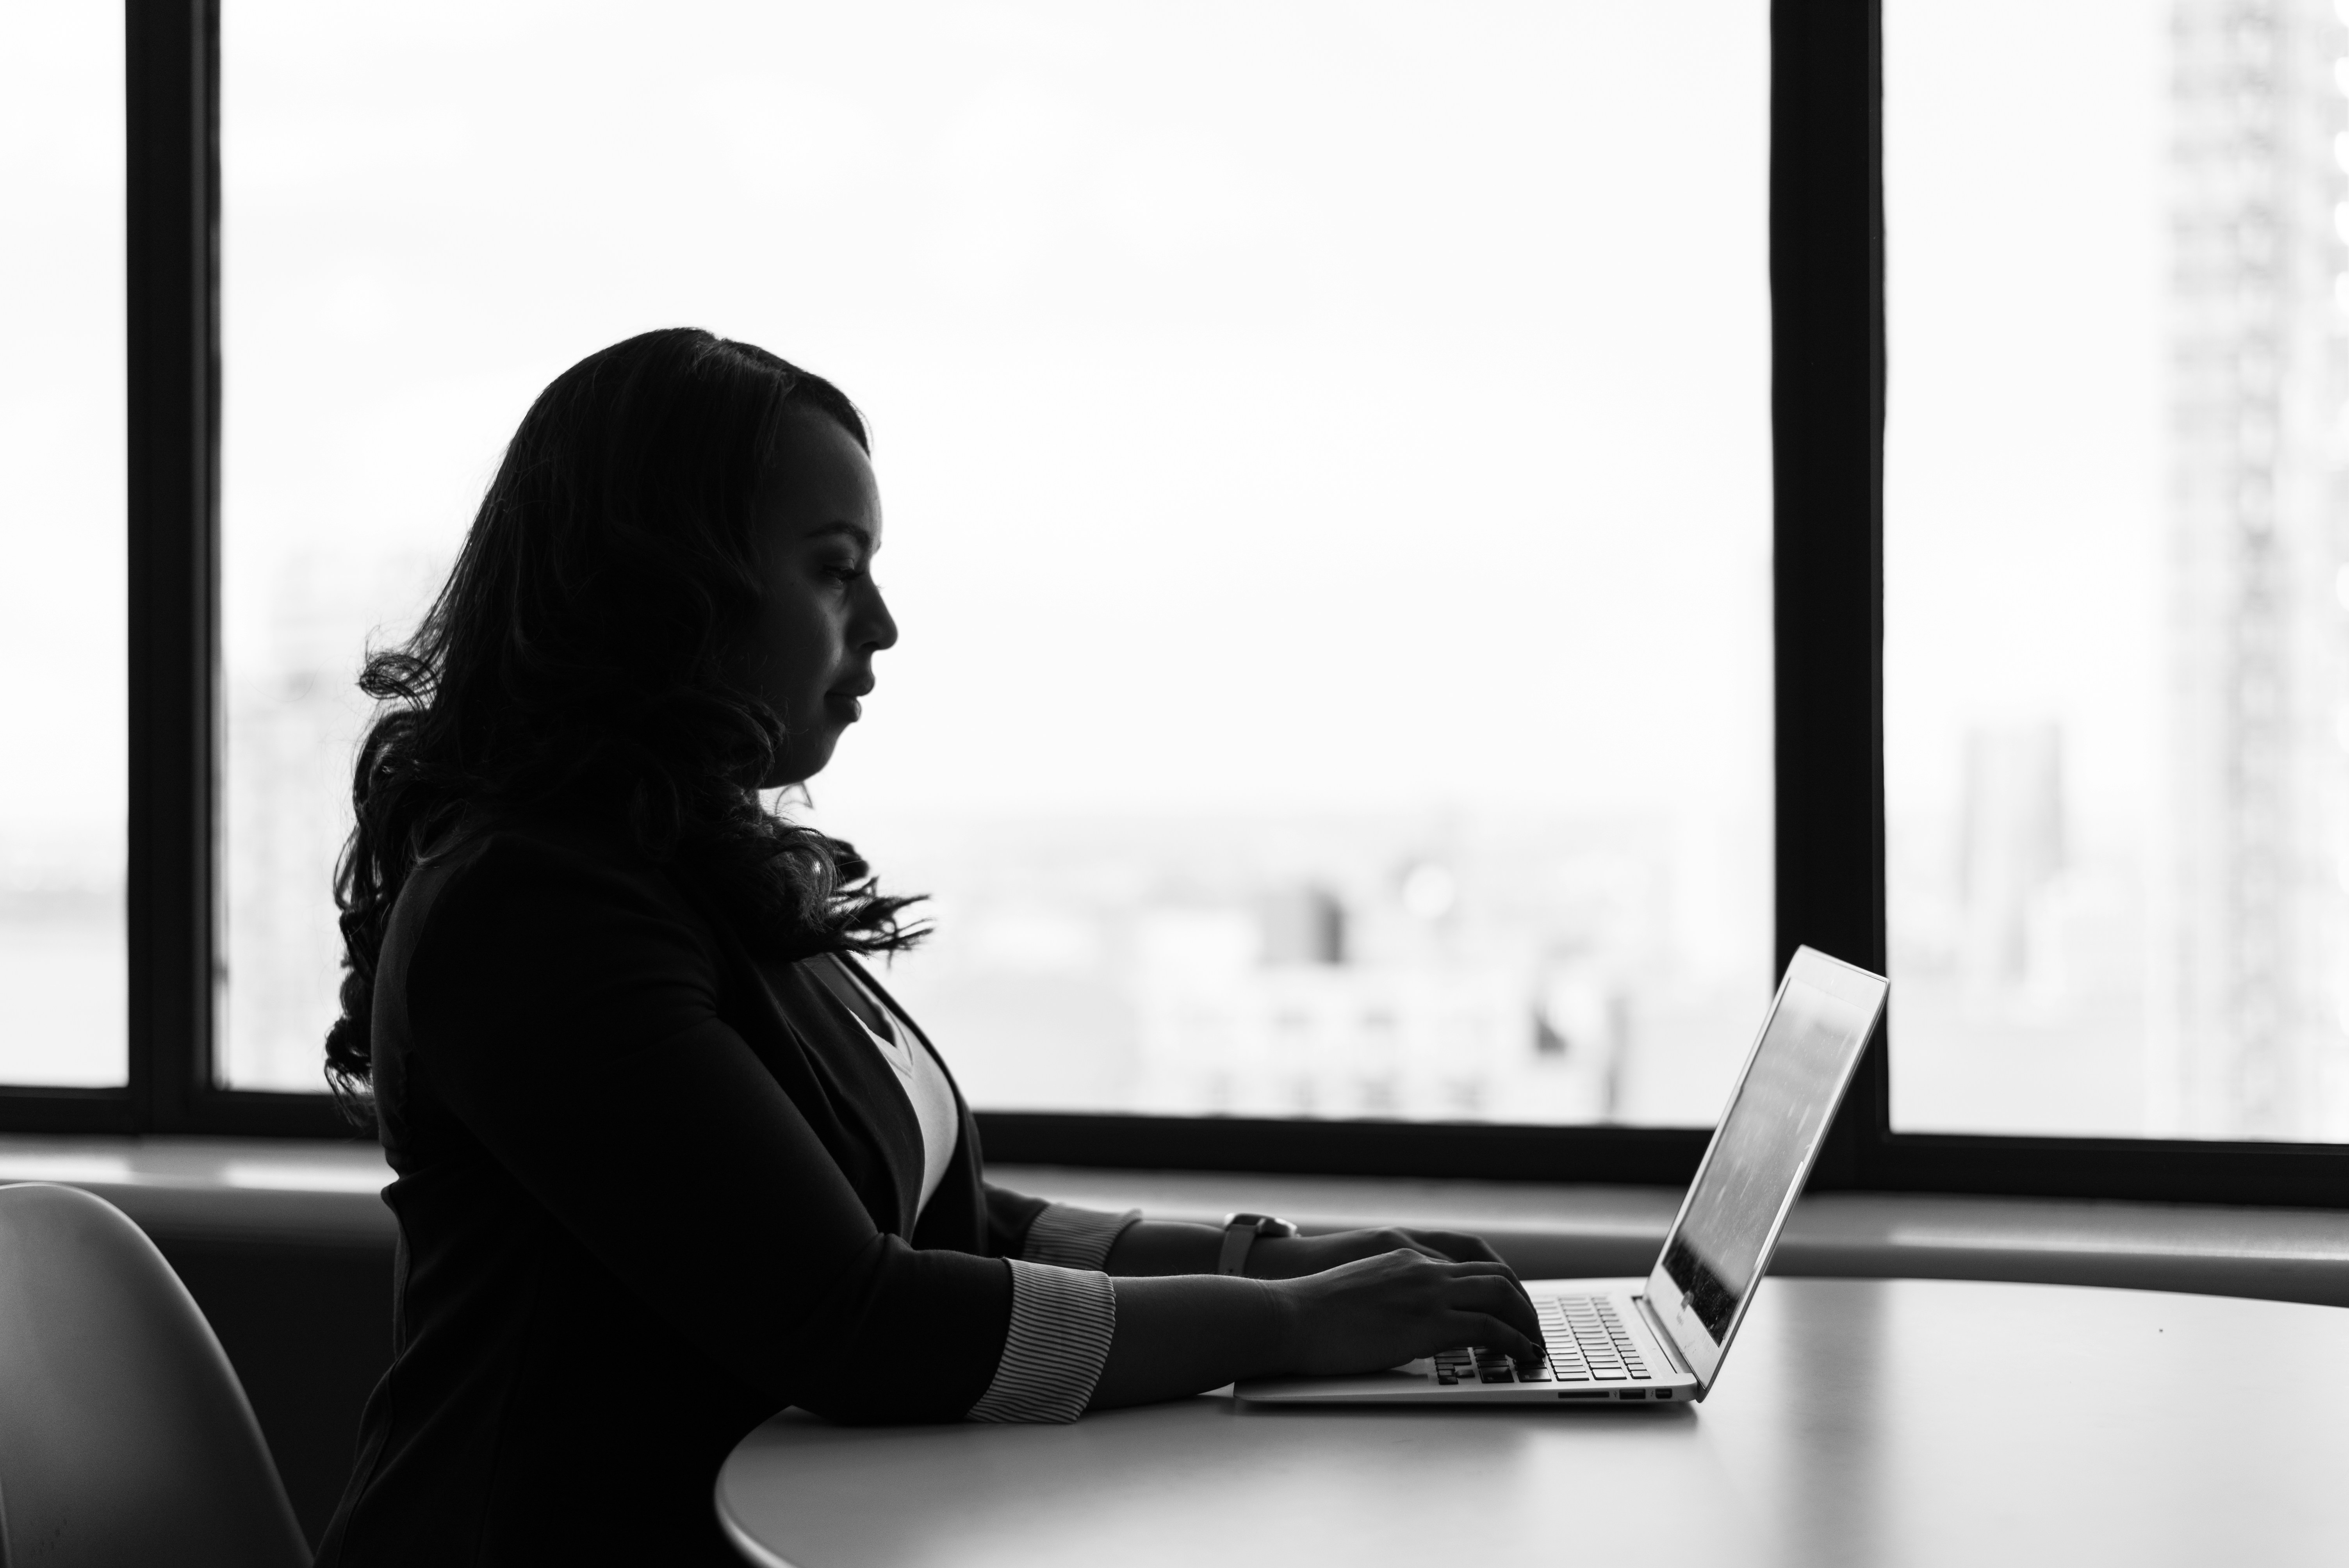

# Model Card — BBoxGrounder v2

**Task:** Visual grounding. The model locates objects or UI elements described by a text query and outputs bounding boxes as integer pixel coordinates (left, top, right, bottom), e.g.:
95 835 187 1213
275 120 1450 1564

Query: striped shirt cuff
966 1260 1117 1424
1021 1202 1142 1270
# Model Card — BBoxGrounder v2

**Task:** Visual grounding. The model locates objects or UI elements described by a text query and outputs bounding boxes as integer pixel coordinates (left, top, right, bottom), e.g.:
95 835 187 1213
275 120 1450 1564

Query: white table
716 1276 2349 1567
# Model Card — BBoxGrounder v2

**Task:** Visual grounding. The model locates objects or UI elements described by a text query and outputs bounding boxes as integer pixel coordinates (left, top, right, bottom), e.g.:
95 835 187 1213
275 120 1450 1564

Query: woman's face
743 407 898 788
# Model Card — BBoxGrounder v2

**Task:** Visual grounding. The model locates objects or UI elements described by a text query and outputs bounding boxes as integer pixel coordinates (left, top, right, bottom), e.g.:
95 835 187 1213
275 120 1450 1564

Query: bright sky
1884 0 2167 845
0 0 2180 874
0 7 125 878
217 0 1773 826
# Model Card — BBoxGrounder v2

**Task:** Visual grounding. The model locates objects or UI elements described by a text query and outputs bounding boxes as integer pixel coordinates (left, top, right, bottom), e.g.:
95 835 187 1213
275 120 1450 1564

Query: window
1886 0 2349 1142
20 1 2349 1205
218 0 1775 1130
0 6 127 1090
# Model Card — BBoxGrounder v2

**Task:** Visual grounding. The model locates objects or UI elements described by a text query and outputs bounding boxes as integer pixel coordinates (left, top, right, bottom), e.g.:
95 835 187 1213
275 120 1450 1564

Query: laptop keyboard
1432 1295 1650 1386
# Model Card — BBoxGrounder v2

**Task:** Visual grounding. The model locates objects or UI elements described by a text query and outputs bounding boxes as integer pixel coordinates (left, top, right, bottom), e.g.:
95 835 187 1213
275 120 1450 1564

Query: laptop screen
1659 954 1885 1343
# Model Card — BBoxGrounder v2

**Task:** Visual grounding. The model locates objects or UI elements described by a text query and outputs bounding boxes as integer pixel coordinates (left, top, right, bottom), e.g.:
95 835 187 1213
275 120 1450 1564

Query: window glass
1886 0 2349 1139
222 1 1772 1124
0 8 127 1087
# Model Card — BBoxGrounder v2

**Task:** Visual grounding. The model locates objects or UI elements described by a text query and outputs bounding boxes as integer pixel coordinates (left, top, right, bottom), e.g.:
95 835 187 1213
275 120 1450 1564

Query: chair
0 1181 309 1568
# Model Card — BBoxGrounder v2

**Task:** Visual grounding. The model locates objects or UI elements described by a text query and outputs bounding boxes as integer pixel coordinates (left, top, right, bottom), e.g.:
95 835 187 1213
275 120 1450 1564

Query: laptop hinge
1633 1294 1696 1381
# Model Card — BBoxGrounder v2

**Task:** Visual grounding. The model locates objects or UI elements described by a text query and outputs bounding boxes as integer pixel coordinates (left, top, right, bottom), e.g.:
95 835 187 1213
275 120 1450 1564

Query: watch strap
1216 1219 1259 1276
1216 1212 1297 1276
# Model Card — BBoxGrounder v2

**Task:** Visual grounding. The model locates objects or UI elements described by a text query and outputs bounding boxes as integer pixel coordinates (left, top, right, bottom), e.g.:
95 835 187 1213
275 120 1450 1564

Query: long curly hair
323 328 922 1121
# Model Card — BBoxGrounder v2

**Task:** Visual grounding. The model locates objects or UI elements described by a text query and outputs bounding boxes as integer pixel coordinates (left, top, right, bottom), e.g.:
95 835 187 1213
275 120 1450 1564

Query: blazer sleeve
983 1183 1051 1256
400 832 1012 1425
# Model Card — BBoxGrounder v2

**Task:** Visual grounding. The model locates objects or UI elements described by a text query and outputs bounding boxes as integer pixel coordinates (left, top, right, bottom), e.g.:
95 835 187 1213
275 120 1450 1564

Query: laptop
1234 944 1889 1406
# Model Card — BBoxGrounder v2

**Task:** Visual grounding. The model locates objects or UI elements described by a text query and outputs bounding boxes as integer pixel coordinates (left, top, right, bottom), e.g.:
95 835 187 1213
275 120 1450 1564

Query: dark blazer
315 816 1050 1567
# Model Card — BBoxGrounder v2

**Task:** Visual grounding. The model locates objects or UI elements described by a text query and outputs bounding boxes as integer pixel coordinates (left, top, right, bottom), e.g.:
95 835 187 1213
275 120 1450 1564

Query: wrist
1242 1234 1315 1279
1255 1276 1303 1375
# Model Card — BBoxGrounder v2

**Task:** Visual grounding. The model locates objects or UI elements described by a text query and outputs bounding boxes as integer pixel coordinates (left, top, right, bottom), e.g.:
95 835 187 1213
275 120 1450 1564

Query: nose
858 580 899 653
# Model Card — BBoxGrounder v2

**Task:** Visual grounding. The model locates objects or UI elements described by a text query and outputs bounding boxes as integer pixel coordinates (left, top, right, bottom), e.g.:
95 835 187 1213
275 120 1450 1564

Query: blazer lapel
695 916 927 1237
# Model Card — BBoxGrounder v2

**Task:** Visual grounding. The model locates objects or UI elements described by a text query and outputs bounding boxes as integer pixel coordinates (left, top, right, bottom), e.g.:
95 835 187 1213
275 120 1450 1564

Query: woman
315 328 1543 1565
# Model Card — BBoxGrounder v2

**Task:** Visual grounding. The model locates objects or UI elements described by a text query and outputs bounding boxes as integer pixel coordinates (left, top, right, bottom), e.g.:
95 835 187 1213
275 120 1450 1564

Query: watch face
1224 1213 1296 1238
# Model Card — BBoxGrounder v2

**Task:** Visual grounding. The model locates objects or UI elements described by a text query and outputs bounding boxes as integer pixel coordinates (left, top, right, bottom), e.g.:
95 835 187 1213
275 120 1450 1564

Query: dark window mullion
125 0 219 1134
1769 0 1890 1190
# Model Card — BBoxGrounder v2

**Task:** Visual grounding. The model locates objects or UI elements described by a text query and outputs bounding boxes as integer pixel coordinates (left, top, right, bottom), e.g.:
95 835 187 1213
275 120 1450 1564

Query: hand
1244 1225 1507 1280
1267 1249 1545 1376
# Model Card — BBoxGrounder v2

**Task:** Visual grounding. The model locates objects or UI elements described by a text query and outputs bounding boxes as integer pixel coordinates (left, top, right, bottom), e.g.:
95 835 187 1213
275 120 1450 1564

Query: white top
842 1004 959 1215
815 955 960 1213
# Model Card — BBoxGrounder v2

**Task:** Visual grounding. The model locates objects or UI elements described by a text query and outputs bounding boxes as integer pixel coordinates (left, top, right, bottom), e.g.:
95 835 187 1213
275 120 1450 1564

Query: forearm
1101 1219 1505 1282
1102 1218 1227 1276
1087 1274 1292 1409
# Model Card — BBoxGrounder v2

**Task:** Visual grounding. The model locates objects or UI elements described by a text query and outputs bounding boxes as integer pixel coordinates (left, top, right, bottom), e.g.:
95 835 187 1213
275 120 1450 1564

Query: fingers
1362 1228 1452 1263
1438 1292 1542 1360
1413 1228 1506 1266
1445 1271 1545 1353
1416 1257 1520 1282
1318 1224 1518 1274
1461 1313 1544 1361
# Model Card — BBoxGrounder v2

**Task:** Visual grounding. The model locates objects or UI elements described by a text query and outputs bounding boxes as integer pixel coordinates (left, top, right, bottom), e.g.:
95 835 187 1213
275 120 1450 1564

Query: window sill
0 1133 392 1249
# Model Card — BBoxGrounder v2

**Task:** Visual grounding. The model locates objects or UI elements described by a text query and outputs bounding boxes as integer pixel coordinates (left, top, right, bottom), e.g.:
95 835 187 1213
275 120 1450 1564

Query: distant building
1957 723 2064 993
1257 884 1346 967
221 549 412 1090
223 666 351 1089
2162 0 2349 1137
1129 878 1622 1123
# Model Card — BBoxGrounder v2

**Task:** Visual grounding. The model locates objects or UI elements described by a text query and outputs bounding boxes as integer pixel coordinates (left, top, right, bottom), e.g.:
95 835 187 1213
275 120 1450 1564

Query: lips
825 680 871 722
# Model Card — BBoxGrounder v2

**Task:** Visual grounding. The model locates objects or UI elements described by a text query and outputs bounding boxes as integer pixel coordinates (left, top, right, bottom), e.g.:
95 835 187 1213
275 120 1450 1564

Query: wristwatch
1216 1212 1300 1276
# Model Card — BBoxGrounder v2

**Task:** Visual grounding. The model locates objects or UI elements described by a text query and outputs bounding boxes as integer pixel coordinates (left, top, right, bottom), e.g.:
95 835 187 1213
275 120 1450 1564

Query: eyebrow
803 521 875 552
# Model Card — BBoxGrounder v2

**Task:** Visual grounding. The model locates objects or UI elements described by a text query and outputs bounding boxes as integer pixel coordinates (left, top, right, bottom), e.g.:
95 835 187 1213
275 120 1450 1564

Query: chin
765 742 841 792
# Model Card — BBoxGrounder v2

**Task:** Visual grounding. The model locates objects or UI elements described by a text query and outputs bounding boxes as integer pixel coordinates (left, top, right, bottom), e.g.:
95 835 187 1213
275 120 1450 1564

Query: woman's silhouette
313 328 1542 1564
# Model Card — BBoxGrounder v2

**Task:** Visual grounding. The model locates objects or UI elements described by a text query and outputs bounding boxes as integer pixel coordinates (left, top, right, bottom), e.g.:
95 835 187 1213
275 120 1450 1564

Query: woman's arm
1089 1251 1546 1410
403 833 1016 1424
1105 1218 1512 1279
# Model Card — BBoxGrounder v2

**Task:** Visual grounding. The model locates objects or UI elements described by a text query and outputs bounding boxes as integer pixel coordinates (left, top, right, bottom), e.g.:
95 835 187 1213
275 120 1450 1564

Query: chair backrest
0 1182 308 1568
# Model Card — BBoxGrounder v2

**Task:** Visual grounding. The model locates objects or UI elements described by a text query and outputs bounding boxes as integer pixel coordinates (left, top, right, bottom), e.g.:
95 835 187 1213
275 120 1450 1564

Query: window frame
0 0 341 1140
14 0 2349 1205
